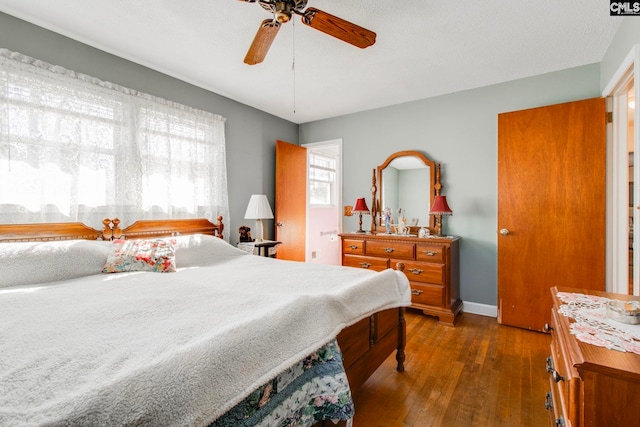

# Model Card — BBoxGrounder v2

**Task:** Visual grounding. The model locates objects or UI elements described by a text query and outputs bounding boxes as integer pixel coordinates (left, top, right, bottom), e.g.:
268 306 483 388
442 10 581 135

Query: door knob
276 222 283 227
500 228 510 236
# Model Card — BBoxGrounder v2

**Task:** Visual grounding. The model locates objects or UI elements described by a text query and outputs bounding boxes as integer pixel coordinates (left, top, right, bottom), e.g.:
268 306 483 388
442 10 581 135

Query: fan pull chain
292 18 296 114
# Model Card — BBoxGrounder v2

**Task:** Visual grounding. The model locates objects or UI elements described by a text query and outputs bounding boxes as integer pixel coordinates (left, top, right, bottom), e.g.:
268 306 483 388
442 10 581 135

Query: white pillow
173 234 247 268
0 240 113 287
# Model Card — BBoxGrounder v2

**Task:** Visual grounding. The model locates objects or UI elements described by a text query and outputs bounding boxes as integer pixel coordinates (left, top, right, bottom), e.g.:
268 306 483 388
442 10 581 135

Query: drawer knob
551 370 564 383
545 391 553 411
543 323 553 332
359 262 372 269
348 244 359 250
422 251 436 256
408 268 424 275
383 247 395 253
411 289 424 296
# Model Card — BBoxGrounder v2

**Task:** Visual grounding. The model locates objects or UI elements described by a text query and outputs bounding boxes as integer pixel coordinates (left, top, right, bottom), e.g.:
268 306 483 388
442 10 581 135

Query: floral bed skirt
210 339 354 427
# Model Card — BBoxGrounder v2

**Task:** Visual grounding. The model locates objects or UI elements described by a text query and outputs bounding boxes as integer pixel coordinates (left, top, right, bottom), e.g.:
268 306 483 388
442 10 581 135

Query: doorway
304 140 342 265
604 44 639 296
628 86 635 294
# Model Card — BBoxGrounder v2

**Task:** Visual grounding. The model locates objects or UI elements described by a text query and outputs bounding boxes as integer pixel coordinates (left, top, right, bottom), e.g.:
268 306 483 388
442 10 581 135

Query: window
0 48 228 230
308 151 337 206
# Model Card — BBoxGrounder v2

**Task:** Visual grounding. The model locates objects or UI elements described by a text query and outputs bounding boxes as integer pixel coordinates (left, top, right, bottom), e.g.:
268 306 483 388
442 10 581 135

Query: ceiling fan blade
300 7 376 49
244 19 281 65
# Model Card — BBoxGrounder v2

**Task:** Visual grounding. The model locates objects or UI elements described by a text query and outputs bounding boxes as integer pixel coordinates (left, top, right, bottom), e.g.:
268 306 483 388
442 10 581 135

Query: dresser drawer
547 378 570 427
548 345 568 423
343 254 389 271
410 283 444 307
549 309 580 425
342 239 365 255
398 260 445 284
339 233 461 326
366 240 414 259
416 244 445 263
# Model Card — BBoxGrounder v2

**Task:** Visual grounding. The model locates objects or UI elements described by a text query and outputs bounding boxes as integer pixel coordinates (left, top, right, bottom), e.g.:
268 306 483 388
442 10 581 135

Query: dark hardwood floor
351 309 551 426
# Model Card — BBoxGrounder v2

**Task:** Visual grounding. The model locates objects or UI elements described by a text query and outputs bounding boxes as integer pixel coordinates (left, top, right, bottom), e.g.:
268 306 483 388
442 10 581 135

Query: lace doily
556 292 640 355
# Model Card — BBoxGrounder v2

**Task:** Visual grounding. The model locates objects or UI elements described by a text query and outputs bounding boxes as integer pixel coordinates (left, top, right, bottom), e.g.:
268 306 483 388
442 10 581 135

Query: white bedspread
0 235 410 426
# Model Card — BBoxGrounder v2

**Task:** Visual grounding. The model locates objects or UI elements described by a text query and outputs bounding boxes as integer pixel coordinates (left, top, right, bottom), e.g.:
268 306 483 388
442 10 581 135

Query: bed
0 217 409 426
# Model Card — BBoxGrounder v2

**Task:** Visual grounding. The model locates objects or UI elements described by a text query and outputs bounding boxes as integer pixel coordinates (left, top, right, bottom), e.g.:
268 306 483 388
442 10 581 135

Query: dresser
340 233 461 325
546 287 640 427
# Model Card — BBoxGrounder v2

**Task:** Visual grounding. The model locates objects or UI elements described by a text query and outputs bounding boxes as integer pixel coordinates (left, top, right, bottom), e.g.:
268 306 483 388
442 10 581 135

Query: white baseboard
462 301 497 318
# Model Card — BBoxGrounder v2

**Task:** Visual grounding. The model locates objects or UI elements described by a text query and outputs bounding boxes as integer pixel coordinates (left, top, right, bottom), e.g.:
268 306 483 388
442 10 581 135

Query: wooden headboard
0 221 107 242
111 217 224 240
0 217 224 242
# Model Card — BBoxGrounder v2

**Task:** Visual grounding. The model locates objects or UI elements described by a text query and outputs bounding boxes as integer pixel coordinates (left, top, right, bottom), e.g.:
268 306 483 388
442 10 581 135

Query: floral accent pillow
102 238 177 273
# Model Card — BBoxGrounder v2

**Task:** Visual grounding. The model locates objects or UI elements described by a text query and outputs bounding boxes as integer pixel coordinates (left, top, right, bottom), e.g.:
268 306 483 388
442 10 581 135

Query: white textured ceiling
0 1 623 124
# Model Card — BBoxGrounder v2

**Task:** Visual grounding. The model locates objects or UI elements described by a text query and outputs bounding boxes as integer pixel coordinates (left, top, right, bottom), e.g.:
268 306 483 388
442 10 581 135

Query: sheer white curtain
0 48 229 232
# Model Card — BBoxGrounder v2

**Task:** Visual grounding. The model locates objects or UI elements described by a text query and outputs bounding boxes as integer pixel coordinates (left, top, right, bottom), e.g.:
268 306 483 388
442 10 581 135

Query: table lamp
244 194 274 242
352 197 370 233
429 195 452 236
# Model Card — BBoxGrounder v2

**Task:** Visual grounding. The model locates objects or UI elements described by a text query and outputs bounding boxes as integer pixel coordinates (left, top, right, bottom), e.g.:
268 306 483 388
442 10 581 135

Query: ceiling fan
238 0 377 65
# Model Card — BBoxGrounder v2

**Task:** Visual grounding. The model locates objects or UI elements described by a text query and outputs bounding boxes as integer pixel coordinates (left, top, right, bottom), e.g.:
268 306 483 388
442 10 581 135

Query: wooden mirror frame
370 150 441 234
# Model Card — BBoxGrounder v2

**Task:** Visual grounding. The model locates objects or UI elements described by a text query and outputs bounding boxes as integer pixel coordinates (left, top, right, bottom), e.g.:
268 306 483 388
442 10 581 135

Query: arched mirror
373 150 439 232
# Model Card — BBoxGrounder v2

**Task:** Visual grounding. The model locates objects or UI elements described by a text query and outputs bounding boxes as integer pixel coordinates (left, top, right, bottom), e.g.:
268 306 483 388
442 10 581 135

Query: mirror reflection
382 158 430 226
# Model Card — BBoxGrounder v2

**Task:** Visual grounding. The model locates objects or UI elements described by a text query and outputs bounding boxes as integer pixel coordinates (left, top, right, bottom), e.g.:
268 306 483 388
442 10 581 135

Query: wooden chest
340 233 461 325
546 287 640 426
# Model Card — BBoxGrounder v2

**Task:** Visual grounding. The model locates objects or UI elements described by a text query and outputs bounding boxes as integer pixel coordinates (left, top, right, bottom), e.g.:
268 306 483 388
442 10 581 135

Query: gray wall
0 12 298 238
299 65 602 307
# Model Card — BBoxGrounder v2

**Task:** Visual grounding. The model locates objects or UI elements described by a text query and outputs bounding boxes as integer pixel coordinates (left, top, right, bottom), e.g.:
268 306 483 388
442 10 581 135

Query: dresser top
339 232 460 243
551 286 640 379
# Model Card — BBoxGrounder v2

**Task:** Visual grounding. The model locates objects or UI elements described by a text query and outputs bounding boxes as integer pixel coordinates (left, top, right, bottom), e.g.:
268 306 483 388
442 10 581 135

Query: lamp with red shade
352 197 370 233
429 195 452 236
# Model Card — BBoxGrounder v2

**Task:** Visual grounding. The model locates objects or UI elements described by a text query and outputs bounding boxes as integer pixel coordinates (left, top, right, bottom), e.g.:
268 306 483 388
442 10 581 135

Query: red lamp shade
429 195 453 215
352 197 370 233
352 198 370 214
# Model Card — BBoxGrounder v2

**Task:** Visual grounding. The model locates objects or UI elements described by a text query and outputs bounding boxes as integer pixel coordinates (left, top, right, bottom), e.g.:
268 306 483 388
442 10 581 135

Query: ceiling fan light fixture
275 11 291 23
275 1 292 23
241 0 376 65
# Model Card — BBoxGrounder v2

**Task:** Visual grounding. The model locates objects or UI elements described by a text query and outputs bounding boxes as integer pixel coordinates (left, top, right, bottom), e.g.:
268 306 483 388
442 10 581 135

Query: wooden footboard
337 307 406 396
312 307 406 427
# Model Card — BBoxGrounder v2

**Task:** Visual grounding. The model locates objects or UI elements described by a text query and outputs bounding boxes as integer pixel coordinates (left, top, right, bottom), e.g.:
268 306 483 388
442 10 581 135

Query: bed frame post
101 219 113 241
396 308 406 372
111 218 122 239
216 215 224 239
394 261 407 372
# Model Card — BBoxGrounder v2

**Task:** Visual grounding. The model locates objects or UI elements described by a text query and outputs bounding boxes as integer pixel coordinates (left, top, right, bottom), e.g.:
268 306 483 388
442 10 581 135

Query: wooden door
497 98 606 331
275 140 306 261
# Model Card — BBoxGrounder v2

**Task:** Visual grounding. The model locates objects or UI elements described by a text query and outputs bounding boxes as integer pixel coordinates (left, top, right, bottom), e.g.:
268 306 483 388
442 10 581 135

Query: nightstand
237 240 281 257
254 240 281 257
